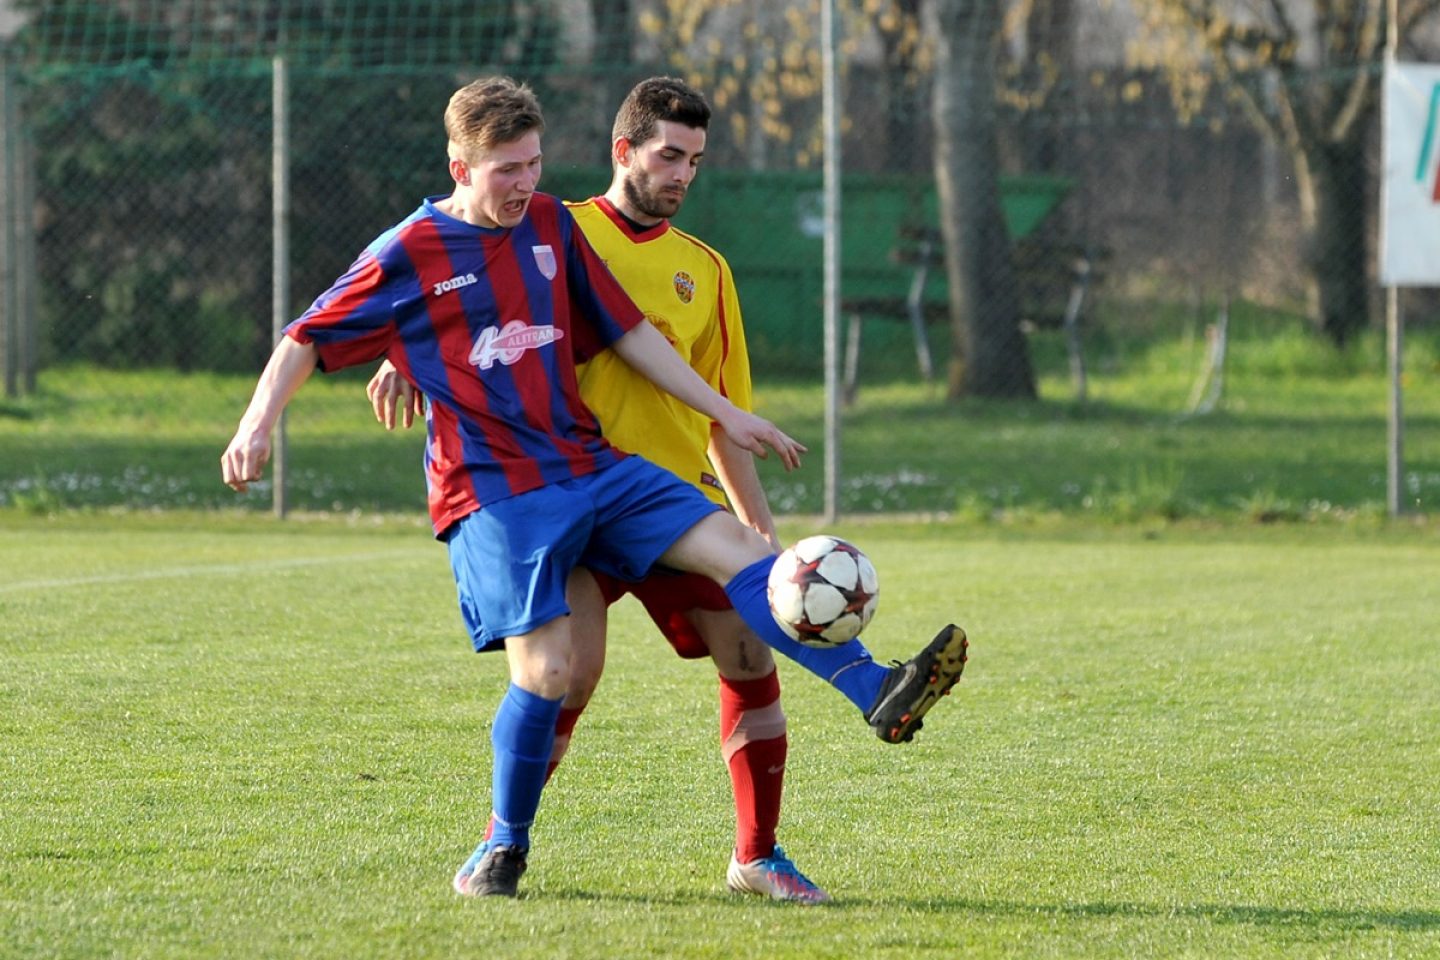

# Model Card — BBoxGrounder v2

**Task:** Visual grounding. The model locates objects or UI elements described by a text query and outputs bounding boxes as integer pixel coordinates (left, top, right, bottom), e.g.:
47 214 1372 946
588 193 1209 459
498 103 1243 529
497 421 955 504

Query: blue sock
488 683 565 851
724 556 889 713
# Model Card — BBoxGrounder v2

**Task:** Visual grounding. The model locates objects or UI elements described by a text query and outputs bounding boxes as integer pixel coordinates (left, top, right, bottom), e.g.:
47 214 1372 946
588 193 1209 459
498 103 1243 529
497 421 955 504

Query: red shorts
590 568 733 659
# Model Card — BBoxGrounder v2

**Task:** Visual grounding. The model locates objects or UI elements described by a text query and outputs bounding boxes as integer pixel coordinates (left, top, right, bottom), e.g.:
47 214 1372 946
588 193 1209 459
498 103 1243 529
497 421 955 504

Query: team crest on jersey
469 319 565 370
673 271 695 304
532 244 557 280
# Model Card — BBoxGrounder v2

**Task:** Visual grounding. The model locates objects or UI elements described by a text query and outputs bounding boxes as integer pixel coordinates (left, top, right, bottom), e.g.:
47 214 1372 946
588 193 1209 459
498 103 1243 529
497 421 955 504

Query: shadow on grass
842 392 1440 436
842 897 1439 931
537 889 1438 932
0 401 37 422
0 435 429 513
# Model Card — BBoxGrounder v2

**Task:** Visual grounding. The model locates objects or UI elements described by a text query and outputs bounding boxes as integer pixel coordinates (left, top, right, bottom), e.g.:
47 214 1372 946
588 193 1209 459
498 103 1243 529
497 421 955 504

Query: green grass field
3 513 1437 958
2 318 1437 956
1 319 1437 520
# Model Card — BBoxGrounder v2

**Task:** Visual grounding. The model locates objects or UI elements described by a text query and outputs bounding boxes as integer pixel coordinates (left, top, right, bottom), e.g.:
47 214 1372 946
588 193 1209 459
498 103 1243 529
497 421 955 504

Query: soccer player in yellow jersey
566 192 758 531
368 77 967 903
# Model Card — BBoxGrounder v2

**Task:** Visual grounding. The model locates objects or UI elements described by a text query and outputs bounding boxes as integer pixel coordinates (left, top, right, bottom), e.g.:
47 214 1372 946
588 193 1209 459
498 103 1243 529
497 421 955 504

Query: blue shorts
444 456 722 652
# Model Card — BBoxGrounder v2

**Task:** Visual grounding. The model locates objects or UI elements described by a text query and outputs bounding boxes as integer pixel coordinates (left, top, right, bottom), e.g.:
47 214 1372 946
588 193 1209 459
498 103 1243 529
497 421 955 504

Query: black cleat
864 624 968 744
455 844 528 898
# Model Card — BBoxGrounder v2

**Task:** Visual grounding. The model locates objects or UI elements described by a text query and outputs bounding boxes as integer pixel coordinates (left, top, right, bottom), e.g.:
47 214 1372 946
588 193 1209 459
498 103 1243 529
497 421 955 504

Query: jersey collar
595 195 671 243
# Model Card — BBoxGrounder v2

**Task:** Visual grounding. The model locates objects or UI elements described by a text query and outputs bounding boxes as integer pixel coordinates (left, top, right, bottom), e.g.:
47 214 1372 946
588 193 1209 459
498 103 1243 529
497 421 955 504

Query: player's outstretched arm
366 359 423 430
708 428 782 552
611 321 807 471
220 336 319 492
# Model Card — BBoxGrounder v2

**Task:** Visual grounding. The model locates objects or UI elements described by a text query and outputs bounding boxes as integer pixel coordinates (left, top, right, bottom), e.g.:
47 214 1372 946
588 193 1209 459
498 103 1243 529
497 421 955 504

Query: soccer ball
766 535 879 647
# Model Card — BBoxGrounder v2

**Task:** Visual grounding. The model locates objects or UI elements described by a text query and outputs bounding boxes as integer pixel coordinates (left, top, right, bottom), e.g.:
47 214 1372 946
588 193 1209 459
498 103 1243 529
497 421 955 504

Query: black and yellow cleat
864 624 968 744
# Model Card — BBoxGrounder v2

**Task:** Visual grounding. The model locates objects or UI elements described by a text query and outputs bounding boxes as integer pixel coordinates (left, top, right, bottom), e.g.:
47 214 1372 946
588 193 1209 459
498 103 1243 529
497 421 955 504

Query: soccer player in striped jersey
373 77 845 903
224 76 965 901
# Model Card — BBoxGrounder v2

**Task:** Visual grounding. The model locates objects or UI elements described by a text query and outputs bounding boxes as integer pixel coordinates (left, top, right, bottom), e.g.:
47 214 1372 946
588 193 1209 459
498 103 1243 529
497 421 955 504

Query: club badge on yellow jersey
672 271 696 304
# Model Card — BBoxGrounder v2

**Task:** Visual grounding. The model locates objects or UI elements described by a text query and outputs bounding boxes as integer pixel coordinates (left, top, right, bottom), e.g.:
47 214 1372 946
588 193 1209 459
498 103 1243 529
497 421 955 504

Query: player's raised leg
660 512 968 744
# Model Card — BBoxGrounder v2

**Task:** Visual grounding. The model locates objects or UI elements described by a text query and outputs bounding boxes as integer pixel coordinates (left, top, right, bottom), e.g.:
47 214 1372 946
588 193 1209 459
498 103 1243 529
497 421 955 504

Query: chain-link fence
1 0 1436 515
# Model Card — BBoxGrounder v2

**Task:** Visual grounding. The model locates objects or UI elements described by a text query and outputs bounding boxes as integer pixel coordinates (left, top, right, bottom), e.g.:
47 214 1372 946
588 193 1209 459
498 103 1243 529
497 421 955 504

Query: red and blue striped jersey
285 193 643 535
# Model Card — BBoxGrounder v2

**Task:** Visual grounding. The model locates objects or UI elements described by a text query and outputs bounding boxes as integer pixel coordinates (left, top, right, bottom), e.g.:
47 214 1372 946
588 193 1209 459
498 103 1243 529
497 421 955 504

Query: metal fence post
1386 287 1403 517
1381 3 1404 519
18 82 35 394
272 54 290 519
821 0 841 524
1 41 17 399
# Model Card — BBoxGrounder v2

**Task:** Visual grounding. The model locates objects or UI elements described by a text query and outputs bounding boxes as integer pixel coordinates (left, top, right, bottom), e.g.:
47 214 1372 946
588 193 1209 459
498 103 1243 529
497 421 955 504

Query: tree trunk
1302 135 1371 346
880 0 927 174
1020 0 1075 173
927 0 1036 399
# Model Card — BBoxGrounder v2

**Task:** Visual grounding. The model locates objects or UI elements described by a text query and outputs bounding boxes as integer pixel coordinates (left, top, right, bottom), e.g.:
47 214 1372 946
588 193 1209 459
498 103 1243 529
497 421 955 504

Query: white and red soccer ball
766 535 879 647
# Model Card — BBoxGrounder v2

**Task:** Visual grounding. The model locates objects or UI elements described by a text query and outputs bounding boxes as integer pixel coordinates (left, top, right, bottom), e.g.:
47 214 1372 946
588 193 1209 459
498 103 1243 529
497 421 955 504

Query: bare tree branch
1159 0 1301 143
1261 0 1299 46
1328 0 1382 141
1399 0 1440 37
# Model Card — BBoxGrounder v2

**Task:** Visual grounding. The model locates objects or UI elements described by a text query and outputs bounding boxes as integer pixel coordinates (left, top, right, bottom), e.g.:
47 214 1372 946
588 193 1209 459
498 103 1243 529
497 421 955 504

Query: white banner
1381 61 1440 287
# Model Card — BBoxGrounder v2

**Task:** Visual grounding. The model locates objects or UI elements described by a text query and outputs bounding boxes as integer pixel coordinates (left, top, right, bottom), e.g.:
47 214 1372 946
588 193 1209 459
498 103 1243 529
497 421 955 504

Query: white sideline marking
0 550 434 595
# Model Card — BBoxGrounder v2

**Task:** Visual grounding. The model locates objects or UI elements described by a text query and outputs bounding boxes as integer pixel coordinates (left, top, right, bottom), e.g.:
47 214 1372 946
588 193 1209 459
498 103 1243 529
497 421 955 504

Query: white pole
1387 286 1403 516
821 0 841 524
1382 0 1403 517
1 43 16 399
18 90 34 394
272 55 290 520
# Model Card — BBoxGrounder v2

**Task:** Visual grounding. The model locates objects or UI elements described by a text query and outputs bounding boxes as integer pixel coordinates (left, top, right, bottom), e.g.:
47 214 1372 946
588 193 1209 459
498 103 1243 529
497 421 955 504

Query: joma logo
433 273 478 297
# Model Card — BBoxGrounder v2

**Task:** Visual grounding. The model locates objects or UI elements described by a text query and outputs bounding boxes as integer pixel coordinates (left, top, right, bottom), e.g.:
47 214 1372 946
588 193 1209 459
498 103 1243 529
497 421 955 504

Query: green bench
539 168 1084 383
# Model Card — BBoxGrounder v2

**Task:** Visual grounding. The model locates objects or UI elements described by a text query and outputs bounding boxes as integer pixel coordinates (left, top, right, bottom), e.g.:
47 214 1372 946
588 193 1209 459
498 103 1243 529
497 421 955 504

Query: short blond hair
444 76 545 160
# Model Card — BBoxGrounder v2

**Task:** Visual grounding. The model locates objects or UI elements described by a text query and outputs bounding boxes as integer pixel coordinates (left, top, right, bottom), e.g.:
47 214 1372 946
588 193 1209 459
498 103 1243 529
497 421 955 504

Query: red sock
545 705 585 783
482 704 585 843
718 670 787 865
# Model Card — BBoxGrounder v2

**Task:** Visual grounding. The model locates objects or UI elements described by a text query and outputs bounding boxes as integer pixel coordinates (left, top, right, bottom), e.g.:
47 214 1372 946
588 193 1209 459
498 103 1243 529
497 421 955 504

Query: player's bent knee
512 660 570 700
505 620 575 700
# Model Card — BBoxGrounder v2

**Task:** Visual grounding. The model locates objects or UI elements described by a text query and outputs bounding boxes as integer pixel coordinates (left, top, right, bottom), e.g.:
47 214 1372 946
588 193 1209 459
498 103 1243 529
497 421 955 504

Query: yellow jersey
568 196 753 507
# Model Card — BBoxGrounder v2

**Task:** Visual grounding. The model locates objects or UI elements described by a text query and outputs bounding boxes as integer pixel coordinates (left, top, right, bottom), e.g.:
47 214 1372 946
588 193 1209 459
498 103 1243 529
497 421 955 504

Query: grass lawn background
2 514 1436 959
2 316 1436 956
